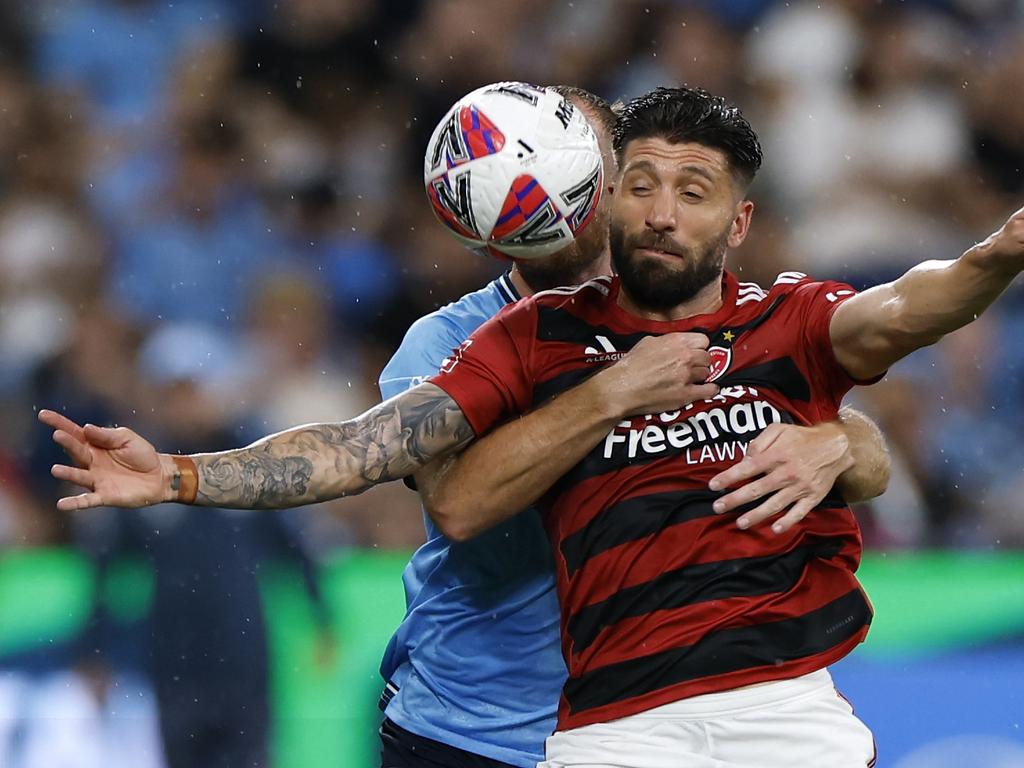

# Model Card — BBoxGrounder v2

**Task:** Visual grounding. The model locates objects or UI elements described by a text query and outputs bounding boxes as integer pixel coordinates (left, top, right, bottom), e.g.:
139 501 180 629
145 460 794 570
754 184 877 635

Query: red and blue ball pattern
459 105 505 162
490 175 562 243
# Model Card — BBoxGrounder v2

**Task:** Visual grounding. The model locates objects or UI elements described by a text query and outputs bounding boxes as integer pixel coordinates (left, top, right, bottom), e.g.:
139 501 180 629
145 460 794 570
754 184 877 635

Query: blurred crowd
2 0 1024 763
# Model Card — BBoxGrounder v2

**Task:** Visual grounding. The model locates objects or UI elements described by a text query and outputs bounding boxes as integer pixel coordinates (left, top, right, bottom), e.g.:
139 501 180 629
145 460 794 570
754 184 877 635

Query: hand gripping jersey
376 272 566 768
430 271 874 731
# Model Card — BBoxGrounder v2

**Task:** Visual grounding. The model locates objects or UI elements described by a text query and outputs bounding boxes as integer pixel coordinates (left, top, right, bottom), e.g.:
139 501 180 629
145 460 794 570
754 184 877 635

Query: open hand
708 421 853 534
38 410 172 510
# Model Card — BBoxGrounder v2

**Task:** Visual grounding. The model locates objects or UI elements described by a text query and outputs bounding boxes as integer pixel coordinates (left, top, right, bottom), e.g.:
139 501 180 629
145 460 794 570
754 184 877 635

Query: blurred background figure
75 322 335 768
1 1 1024 766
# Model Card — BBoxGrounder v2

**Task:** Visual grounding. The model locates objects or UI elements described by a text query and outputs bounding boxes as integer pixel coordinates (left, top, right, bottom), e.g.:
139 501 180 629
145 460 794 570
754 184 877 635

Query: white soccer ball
423 82 604 260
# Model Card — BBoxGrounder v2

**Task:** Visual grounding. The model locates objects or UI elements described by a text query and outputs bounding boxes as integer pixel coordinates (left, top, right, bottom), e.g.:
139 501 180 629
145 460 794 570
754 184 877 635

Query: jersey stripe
568 498 859 610
559 487 848 578
774 271 808 285
567 537 846 654
736 293 766 305
535 305 649 349
575 552 864 671
716 357 812 402
562 588 871 715
560 489 720 577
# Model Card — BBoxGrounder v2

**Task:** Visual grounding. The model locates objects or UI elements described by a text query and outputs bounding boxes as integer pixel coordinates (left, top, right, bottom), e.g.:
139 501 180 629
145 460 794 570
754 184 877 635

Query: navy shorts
379 717 519 768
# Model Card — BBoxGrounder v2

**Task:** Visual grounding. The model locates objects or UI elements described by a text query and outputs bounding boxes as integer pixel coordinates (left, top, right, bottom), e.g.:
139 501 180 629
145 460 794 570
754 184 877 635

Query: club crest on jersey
707 346 732 382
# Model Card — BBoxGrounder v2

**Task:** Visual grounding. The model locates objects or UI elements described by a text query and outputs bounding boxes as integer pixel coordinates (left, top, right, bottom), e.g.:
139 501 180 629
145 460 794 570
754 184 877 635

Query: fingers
709 455 767 494
768 497 818 535
713 472 779 514
56 492 106 512
691 365 712 382
736 486 800 530
687 383 720 403
51 463 95 490
53 430 93 467
38 409 86 439
677 332 710 349
82 424 131 450
746 422 787 455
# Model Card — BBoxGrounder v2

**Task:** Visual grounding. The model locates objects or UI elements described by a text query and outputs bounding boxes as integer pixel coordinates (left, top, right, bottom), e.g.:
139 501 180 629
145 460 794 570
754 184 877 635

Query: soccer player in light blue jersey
374 89 620 767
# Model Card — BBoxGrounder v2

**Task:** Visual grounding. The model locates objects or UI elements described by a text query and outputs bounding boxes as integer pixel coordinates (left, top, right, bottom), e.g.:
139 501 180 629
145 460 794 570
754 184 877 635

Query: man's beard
514 236 605 293
609 222 730 311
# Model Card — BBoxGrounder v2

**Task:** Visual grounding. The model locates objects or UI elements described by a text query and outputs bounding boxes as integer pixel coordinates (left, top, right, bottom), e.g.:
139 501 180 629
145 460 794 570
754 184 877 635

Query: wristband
171 455 199 504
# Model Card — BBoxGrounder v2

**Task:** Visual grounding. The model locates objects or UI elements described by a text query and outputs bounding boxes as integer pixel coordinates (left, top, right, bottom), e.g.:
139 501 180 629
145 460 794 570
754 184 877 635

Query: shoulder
768 272 858 312
380 279 512 395
731 271 854 311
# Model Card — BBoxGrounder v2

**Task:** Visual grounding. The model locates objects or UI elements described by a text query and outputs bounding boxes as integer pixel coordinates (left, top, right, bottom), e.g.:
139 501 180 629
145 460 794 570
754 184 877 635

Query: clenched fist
593 332 719 416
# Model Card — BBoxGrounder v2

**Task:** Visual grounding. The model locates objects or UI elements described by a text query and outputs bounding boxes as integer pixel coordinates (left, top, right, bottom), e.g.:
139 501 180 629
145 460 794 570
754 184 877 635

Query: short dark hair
550 84 617 136
612 86 762 186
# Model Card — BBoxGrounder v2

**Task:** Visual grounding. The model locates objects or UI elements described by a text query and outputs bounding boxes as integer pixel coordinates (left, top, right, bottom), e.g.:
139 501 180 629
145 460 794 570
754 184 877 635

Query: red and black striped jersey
430 270 874 731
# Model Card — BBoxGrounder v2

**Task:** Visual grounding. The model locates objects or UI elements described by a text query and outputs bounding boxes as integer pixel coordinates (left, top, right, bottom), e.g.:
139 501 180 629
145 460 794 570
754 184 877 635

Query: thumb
82 424 133 450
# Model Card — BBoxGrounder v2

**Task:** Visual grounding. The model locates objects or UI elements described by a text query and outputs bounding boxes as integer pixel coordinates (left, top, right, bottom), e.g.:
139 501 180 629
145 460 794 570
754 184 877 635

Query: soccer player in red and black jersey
39 84 1024 765
416 87 884 765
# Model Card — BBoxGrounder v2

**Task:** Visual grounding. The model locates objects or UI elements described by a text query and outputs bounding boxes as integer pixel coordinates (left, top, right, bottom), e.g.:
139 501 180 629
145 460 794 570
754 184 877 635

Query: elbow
846 452 892 504
423 496 478 543
871 450 893 499
438 522 476 544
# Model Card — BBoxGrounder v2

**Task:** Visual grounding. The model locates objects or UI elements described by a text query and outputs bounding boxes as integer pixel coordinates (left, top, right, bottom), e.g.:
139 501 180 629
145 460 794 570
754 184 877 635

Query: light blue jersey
377 272 565 767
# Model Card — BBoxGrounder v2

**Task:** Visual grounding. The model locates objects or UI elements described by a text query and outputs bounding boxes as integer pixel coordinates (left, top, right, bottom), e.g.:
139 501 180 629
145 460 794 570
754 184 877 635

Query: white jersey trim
533 275 611 301
774 271 808 286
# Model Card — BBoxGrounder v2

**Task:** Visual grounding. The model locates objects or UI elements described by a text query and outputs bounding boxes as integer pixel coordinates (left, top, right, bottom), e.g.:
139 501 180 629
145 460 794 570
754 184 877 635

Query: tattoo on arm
191 384 475 509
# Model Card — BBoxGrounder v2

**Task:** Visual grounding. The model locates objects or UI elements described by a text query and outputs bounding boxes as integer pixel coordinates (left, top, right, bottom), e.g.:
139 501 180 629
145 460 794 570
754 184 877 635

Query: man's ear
727 199 754 249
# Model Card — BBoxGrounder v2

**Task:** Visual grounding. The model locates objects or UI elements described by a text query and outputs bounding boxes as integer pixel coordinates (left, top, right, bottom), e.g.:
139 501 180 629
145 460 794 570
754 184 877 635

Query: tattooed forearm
196 448 315 508
190 384 475 508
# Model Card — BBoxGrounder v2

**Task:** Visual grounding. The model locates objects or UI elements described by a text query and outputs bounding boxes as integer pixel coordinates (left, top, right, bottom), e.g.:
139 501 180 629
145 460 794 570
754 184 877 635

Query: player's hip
541 669 876 768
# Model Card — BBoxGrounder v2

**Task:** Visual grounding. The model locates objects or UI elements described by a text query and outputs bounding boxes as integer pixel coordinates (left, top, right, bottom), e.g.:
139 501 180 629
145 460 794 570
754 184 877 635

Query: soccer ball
423 82 604 260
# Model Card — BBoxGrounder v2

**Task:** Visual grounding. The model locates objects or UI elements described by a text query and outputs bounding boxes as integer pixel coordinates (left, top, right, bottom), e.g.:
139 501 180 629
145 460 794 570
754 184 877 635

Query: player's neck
509 255 611 298
508 268 535 297
617 273 725 322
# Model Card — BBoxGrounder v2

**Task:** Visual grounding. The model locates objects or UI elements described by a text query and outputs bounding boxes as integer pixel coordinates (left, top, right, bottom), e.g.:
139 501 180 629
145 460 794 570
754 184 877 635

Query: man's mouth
636 246 682 261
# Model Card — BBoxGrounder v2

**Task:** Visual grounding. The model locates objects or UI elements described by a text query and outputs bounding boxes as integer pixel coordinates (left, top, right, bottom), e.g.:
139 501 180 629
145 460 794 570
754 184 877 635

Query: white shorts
540 669 876 768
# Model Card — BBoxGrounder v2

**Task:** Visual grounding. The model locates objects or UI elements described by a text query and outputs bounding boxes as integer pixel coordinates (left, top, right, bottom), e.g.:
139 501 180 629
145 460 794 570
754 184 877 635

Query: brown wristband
171 455 199 504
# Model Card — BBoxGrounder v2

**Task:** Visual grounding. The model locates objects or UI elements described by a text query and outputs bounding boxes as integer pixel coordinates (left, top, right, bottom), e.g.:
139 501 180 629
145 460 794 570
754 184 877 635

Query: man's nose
645 188 676 233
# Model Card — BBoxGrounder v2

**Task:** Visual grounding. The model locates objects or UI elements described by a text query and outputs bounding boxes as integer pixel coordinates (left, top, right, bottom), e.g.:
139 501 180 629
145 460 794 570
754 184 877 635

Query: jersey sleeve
428 301 537 437
378 314 466 400
777 275 874 413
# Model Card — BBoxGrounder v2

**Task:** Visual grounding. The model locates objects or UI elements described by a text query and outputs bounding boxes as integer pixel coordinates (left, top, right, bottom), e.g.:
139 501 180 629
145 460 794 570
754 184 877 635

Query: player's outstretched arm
708 407 891 534
831 204 1024 381
39 383 474 511
419 333 720 542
